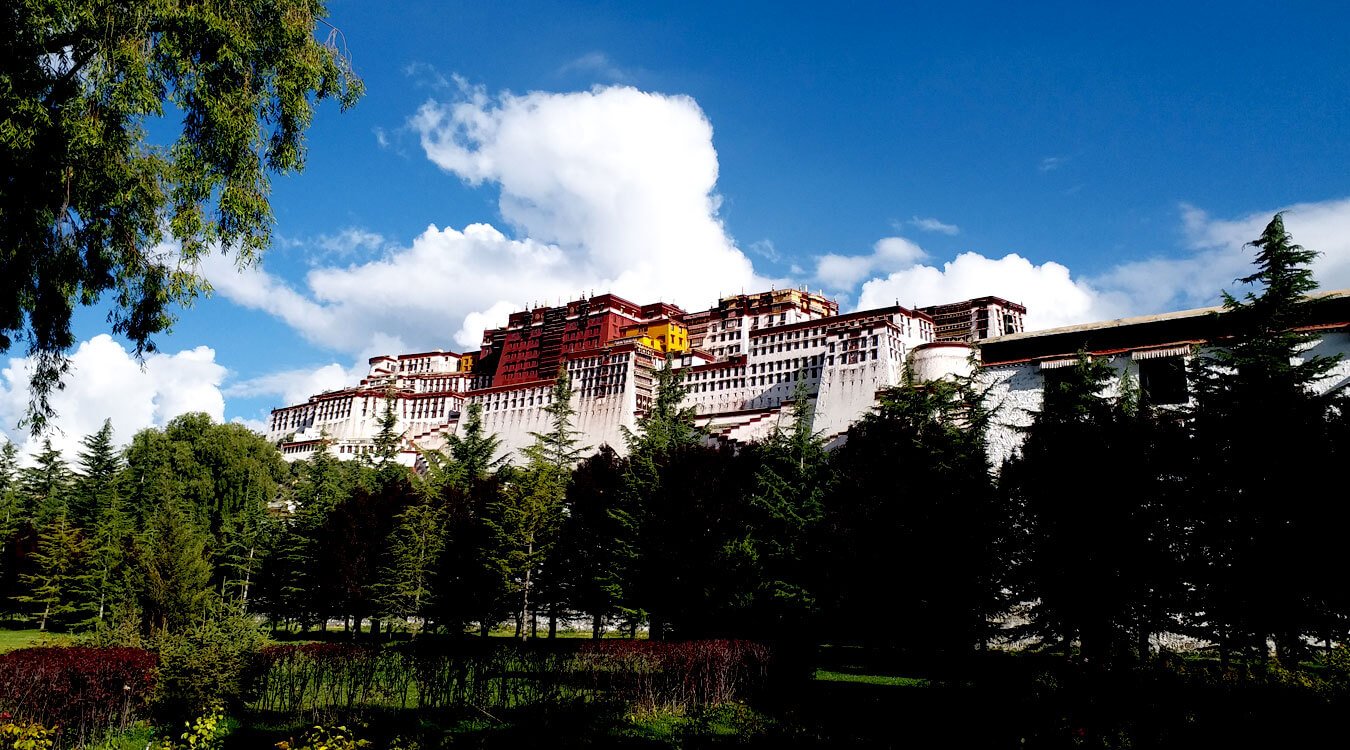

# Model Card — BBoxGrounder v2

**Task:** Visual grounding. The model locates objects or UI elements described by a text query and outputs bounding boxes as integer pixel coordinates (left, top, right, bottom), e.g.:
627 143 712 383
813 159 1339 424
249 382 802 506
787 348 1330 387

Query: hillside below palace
265 288 1350 467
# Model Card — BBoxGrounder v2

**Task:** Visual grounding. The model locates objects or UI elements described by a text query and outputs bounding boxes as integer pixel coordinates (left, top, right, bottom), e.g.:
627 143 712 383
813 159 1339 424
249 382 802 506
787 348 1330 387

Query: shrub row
0 647 156 746
250 639 770 715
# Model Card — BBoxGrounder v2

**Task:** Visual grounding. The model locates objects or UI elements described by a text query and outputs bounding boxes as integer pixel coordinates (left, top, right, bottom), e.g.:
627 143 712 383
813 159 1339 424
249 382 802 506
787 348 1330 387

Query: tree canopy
1 0 363 430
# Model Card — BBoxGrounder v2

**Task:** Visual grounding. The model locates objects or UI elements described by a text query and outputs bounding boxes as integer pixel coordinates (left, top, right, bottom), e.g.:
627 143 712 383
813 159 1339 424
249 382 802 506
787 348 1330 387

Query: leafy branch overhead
1 0 364 431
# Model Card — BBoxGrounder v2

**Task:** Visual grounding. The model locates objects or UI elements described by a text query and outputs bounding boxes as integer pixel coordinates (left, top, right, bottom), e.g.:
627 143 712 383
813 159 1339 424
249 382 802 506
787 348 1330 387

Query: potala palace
266 288 1350 466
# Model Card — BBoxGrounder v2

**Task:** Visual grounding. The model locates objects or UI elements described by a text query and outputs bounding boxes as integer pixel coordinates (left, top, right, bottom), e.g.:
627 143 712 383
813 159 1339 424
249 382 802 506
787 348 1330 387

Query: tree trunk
548 608 557 639
592 613 603 639
519 542 533 641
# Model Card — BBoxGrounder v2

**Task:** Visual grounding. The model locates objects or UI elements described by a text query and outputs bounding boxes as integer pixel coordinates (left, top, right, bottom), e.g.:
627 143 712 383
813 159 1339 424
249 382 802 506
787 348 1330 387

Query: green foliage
71 420 121 530
439 402 506 490
486 369 582 639
20 440 71 525
275 725 369 750
17 512 89 631
152 702 227 750
0 720 55 750
1 0 363 431
1187 214 1345 665
153 615 263 724
376 496 445 635
1003 354 1185 663
728 376 827 631
823 365 1003 664
137 499 213 635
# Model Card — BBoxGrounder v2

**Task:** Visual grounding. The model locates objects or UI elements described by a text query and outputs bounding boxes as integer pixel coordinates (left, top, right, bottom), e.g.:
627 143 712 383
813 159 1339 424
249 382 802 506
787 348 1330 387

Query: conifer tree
218 502 273 610
1002 354 1181 663
1188 213 1344 665
557 445 627 637
613 356 711 638
83 481 133 627
825 365 1003 665
506 368 588 637
72 419 121 529
732 375 827 631
18 511 89 631
377 495 446 636
273 440 356 628
429 402 510 636
443 402 506 487
0 442 22 592
138 498 214 634
22 438 72 524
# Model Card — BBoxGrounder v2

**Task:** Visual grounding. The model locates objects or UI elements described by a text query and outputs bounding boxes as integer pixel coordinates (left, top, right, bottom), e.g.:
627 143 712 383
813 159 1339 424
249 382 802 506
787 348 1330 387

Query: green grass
813 668 931 687
0 628 72 652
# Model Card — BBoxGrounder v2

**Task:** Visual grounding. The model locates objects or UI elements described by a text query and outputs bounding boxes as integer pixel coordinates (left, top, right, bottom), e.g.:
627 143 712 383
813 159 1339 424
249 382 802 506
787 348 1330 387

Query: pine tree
525 369 589 471
72 420 121 529
82 479 134 627
0 442 23 594
824 365 1003 666
427 404 510 637
1188 213 1344 665
441 402 506 489
218 503 273 610
372 390 410 488
613 356 712 639
557 446 627 637
275 442 356 629
1002 354 1180 664
138 498 214 634
378 495 446 636
733 375 827 632
514 368 589 637
18 512 89 631
21 438 72 524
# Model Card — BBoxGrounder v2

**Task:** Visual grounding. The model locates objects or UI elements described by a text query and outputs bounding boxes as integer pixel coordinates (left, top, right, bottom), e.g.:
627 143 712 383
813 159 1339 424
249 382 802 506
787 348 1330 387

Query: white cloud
1039 156 1068 172
317 227 386 258
748 239 780 262
207 83 769 358
557 52 631 82
908 216 960 235
857 252 1117 331
815 236 928 290
851 197 1350 333
226 361 366 406
0 336 227 461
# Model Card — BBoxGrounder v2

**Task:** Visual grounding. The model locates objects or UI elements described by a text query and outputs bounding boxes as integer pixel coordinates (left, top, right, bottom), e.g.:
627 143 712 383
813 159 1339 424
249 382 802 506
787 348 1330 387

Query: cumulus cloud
857 252 1117 331
908 216 960 235
850 197 1350 333
815 237 928 291
225 361 367 407
206 83 769 356
0 336 227 461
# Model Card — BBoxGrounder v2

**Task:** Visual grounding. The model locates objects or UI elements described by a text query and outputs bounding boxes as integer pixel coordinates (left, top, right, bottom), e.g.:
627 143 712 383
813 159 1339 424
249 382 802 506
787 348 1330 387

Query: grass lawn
0 628 72 652
813 668 931 687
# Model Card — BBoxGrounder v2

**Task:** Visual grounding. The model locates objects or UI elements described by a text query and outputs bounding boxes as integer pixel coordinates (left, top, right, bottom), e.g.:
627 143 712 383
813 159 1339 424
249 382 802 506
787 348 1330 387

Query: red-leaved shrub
574 639 771 709
0 647 157 746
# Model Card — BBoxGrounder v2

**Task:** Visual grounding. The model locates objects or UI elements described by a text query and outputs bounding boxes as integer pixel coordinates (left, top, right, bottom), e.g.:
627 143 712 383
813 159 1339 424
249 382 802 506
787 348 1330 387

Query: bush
249 639 771 717
152 616 264 724
575 640 772 710
0 718 56 750
275 724 370 750
152 703 226 750
0 647 156 747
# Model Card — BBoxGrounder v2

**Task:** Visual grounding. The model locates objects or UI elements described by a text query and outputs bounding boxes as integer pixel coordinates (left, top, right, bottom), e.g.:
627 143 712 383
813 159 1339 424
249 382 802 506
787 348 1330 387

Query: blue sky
4 0 1350 454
